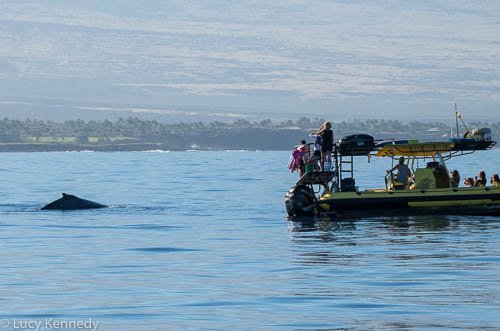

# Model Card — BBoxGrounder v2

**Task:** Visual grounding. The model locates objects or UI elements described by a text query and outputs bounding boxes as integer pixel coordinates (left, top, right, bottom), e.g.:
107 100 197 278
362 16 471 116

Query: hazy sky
0 0 499 122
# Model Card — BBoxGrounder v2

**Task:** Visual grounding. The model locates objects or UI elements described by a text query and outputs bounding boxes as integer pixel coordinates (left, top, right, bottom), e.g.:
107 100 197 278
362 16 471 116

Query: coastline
1 143 497 152
0 142 173 153
1 128 498 152
2 142 499 153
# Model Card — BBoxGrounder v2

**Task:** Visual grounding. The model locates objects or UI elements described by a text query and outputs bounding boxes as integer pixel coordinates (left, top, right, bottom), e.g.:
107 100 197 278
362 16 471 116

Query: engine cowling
285 185 315 217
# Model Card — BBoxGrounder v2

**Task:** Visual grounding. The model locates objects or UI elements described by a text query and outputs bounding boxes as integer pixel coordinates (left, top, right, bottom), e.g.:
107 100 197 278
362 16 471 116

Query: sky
0 0 499 122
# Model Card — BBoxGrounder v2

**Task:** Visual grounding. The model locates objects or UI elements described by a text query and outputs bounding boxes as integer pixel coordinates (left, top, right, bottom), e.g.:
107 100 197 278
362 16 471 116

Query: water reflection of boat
287 216 457 238
286 128 498 219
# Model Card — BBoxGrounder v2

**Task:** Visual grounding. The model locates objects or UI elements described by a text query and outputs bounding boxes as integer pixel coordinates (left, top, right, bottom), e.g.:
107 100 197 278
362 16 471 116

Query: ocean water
0 150 499 330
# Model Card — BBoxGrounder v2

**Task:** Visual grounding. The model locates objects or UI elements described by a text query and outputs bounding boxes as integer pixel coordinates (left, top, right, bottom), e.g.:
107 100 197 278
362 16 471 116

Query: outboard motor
285 185 315 217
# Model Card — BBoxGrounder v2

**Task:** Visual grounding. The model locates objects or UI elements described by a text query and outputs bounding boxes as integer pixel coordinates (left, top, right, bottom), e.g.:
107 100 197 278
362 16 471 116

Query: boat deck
297 172 336 186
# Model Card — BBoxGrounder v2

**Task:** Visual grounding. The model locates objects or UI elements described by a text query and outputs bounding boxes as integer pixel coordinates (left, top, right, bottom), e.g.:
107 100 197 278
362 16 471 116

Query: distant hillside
1 117 499 151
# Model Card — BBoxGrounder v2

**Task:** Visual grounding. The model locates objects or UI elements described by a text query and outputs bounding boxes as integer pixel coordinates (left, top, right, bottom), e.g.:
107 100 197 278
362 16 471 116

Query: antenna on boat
450 105 453 138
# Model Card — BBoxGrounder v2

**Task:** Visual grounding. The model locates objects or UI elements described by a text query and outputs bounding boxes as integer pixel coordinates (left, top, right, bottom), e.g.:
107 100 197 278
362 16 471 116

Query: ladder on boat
339 155 354 180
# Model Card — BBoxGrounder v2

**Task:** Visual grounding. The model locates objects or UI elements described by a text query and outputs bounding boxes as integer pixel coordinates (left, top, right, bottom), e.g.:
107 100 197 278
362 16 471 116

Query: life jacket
288 148 304 172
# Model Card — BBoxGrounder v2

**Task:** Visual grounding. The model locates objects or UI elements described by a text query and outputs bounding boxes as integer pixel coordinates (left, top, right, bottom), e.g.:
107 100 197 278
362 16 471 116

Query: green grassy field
20 137 140 143
22 137 76 143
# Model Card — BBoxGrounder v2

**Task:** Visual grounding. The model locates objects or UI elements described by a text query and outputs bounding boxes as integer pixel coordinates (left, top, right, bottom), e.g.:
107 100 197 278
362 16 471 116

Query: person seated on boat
490 174 500 187
315 121 334 171
449 169 460 188
304 149 321 173
386 156 411 190
474 171 487 187
463 177 474 187
304 150 321 173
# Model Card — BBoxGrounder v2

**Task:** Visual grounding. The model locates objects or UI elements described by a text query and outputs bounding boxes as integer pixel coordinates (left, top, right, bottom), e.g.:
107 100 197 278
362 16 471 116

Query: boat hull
316 186 500 218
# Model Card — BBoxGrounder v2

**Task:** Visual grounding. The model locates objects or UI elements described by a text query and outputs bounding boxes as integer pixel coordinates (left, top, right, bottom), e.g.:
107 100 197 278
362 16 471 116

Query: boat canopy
370 138 496 158
374 141 454 157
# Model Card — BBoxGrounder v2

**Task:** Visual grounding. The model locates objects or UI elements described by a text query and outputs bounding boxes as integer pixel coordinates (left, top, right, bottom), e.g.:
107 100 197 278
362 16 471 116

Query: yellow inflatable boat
285 134 499 218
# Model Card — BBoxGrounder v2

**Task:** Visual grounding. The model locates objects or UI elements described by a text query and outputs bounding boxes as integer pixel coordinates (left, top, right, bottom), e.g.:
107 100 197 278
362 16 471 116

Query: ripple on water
1 151 500 330
126 247 205 253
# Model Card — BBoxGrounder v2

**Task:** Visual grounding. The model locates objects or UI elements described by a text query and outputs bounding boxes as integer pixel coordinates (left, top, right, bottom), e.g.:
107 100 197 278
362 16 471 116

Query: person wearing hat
386 156 412 190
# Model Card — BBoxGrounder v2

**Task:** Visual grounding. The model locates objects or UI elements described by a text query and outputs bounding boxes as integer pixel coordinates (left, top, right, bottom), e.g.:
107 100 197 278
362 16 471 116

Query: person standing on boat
315 121 334 171
309 132 322 151
387 156 411 190
288 140 307 176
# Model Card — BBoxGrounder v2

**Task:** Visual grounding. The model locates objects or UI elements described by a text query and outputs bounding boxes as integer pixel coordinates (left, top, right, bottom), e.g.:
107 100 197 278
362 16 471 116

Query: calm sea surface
1 150 500 330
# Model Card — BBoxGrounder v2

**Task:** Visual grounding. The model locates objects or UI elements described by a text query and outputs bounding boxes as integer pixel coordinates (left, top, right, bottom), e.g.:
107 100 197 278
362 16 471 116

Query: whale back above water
41 193 107 210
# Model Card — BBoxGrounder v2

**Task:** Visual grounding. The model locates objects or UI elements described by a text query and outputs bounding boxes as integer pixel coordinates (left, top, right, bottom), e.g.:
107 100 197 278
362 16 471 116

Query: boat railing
384 172 393 190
